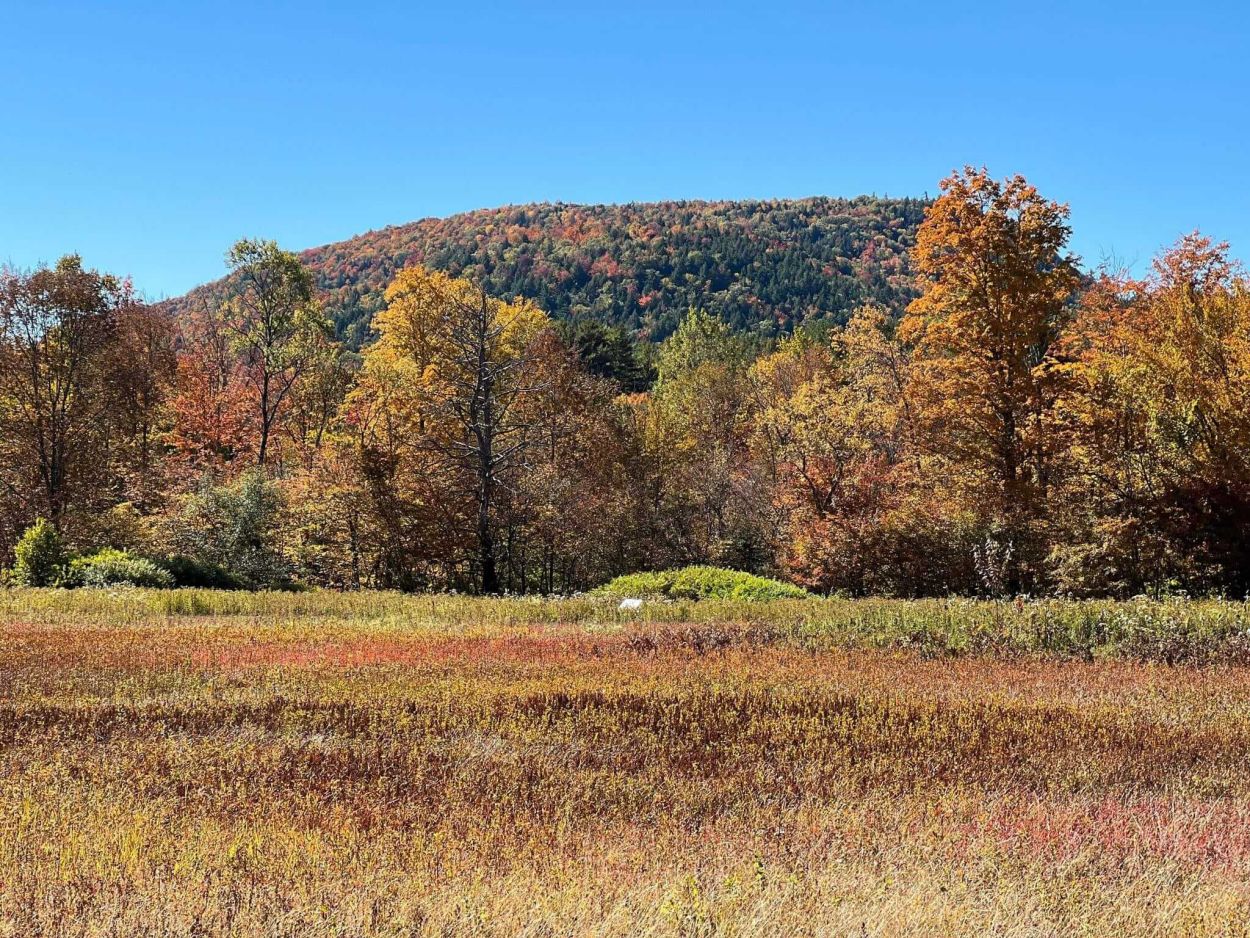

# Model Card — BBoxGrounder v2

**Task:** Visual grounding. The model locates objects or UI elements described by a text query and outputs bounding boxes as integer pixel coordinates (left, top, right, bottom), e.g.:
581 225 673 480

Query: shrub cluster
4 520 196 590
67 549 175 589
3 471 294 592
157 555 243 590
597 565 811 601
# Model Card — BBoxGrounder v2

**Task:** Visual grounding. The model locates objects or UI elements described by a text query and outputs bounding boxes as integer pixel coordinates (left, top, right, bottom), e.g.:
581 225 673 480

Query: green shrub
68 549 175 589
597 566 810 601
170 470 293 590
598 570 675 598
10 519 70 587
158 554 243 590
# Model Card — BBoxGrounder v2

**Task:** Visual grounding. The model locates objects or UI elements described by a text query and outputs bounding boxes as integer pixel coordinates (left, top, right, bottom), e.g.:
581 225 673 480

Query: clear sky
2 1 1247 299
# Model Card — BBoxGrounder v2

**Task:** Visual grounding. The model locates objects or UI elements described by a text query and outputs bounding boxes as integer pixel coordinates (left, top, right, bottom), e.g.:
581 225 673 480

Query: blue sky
2 1 1247 299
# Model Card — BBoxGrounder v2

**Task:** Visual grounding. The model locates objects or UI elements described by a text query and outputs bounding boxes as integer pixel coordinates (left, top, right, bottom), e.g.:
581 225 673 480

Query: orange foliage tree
901 168 1081 591
1057 235 1250 594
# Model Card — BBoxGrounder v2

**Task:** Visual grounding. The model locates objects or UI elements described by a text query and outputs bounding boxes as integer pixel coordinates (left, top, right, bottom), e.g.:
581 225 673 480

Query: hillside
174 197 927 347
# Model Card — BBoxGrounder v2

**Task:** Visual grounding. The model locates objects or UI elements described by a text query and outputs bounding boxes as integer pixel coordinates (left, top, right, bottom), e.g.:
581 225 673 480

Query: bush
158 554 243 590
67 549 174 589
10 519 70 587
169 470 293 590
597 566 810 601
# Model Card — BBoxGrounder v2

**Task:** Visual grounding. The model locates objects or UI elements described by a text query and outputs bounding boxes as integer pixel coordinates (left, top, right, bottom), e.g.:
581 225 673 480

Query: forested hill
176 197 928 347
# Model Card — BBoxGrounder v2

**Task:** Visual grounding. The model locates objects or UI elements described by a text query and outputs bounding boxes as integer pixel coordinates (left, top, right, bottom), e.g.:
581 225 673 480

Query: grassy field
3 591 1250 936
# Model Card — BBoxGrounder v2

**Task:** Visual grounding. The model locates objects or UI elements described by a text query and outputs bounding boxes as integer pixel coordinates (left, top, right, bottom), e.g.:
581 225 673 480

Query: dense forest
168 197 927 348
3 169 1248 597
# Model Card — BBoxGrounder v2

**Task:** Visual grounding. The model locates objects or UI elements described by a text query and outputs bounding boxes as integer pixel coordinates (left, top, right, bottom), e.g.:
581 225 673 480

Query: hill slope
178 197 928 347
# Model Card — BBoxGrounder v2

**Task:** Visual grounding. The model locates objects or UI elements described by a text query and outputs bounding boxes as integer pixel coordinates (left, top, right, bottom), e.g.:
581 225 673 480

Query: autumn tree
284 347 355 457
0 256 173 553
749 307 963 594
168 299 256 472
359 268 549 592
502 328 632 591
337 332 467 589
901 168 1080 590
105 301 178 506
639 308 767 569
1057 235 1250 594
220 239 334 467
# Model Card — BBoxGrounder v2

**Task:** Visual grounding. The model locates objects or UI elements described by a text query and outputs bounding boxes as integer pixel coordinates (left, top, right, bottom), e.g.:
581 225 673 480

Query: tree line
2 168 1247 596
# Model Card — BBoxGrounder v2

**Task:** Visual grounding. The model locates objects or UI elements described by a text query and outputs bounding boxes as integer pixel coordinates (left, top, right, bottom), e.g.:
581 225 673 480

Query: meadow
3 590 1250 936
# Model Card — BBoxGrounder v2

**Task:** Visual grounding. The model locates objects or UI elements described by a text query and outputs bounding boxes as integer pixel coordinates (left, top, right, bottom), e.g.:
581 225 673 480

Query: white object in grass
618 598 644 611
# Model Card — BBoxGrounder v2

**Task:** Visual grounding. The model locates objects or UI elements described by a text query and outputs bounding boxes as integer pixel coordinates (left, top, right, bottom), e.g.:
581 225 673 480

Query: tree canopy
5 174 1249 598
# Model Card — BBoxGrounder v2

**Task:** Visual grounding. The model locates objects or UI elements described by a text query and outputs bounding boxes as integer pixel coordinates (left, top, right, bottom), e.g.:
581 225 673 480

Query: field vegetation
3 591 1250 936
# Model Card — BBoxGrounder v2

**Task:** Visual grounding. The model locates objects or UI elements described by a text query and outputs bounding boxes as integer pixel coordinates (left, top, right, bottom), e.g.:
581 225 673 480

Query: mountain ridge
170 195 929 347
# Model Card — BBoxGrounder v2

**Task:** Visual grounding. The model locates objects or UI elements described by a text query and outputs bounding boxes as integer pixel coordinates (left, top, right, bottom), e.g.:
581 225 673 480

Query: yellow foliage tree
357 268 549 592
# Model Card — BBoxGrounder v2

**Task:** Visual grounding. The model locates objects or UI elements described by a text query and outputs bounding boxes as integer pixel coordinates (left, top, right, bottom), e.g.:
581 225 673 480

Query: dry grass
3 591 1250 935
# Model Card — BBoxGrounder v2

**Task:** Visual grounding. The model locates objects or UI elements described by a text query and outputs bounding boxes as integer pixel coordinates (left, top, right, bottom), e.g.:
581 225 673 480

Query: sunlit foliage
3 181 1250 597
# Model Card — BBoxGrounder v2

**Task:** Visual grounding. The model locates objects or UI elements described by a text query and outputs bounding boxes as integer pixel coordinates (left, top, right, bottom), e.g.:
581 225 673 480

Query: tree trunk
258 371 272 466
479 507 498 593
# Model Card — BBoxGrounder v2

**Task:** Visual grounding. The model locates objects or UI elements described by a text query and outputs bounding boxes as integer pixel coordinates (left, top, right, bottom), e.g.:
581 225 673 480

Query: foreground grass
3 591 1250 935
3 588 1250 662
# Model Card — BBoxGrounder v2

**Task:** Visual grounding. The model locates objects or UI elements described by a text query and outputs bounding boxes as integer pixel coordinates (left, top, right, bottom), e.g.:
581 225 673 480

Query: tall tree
901 168 1080 589
365 268 549 592
105 301 177 504
0 256 147 536
749 309 954 594
556 319 653 391
339 340 462 589
169 300 256 471
642 308 765 569
220 239 333 466
505 329 631 592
